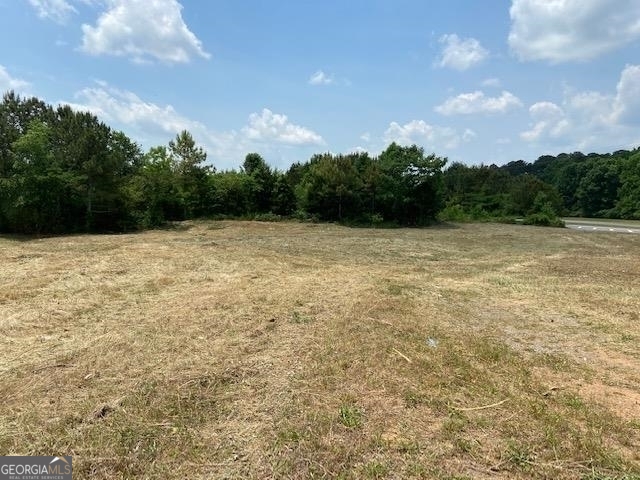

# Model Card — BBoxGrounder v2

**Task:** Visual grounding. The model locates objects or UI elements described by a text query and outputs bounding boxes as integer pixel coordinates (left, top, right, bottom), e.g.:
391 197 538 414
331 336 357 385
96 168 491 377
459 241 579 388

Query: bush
522 213 565 227
252 212 283 222
369 213 384 226
293 210 320 223
494 217 518 224
438 204 470 222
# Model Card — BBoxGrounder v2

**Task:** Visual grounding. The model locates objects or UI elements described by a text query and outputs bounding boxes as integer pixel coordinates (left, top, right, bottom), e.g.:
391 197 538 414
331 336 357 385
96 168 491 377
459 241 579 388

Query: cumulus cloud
520 64 640 149
567 91 613 125
80 0 210 64
436 34 489 71
435 91 523 115
509 0 640 62
27 0 76 24
520 102 569 141
0 65 30 94
308 70 334 86
242 109 324 146
383 120 472 150
385 120 440 145
612 64 640 124
69 82 205 135
62 82 325 169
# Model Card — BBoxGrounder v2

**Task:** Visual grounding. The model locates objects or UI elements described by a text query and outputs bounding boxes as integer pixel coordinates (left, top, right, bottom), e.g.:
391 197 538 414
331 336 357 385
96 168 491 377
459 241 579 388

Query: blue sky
1 0 639 170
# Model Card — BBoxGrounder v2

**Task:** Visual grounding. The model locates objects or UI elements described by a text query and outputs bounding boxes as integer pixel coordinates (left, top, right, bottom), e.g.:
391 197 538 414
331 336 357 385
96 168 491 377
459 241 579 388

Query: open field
1 221 639 479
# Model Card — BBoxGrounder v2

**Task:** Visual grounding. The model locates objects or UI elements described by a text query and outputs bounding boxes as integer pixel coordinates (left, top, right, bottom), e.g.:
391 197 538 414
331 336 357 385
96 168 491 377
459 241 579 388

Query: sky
1 0 639 170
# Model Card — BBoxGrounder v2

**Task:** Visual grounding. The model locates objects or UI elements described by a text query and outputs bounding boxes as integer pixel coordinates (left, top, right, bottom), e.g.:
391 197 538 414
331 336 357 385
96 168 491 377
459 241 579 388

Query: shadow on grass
342 221 461 230
0 218 206 242
0 227 148 243
0 218 461 242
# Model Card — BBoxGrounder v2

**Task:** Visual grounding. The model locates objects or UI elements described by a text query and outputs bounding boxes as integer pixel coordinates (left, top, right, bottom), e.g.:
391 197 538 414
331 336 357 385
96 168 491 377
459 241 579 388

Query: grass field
1 221 639 479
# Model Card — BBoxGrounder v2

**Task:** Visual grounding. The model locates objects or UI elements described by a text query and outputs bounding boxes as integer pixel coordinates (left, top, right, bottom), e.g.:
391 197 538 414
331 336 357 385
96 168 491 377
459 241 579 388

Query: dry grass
1 221 639 479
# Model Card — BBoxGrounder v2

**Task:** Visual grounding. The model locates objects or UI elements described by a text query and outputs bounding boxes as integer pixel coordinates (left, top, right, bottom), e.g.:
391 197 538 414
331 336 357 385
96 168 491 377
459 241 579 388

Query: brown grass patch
1 221 639 479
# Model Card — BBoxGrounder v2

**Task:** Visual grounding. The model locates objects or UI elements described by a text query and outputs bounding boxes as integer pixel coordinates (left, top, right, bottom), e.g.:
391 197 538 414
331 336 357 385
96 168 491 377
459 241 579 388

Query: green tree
0 92 54 176
378 143 447 225
128 146 184 226
1 120 74 233
615 151 640 219
209 171 253 216
242 153 274 213
509 174 563 216
362 159 382 218
169 130 211 218
52 106 141 231
298 153 362 221
271 171 296 216
576 160 620 217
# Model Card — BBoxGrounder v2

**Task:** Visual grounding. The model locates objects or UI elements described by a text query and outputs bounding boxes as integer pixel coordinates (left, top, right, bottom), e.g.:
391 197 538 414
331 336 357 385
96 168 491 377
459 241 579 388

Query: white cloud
241 109 324 146
62 82 324 169
383 120 468 150
612 64 640 124
436 34 489 71
567 91 612 125
385 120 437 145
520 102 569 141
27 0 76 24
80 0 210 64
348 146 369 155
360 132 371 142
482 78 501 88
0 65 30 94
69 83 205 135
509 0 640 63
309 70 334 86
435 90 523 115
462 129 477 142
529 101 565 121
520 65 640 149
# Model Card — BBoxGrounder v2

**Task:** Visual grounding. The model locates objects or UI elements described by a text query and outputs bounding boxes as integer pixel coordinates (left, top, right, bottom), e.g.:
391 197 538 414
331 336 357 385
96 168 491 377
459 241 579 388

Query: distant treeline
442 149 640 222
1 91 638 234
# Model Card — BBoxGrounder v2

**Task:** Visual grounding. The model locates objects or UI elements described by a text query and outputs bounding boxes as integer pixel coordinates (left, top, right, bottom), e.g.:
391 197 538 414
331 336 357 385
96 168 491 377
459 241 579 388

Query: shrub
522 213 565 227
438 204 470 222
252 212 283 222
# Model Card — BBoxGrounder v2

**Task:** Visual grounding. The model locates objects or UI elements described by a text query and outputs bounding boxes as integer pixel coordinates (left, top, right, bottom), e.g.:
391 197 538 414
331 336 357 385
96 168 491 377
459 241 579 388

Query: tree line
441 149 640 224
1 91 638 234
0 92 447 233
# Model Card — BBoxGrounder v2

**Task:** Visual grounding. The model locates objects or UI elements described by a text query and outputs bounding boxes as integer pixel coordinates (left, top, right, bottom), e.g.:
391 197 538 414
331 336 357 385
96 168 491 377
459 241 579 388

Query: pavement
563 219 640 234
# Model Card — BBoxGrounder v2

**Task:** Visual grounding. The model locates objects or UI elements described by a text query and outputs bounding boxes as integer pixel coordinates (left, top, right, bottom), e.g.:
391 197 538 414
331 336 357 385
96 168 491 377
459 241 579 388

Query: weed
339 403 363 429
506 441 535 469
563 393 587 411
362 462 388 478
403 390 428 409
291 310 312 324
442 414 469 435
276 428 303 445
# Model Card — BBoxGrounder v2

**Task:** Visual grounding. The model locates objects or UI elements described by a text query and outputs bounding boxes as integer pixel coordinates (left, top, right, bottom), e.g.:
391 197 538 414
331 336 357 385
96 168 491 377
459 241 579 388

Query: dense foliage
0 93 447 233
440 149 640 222
1 91 638 234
